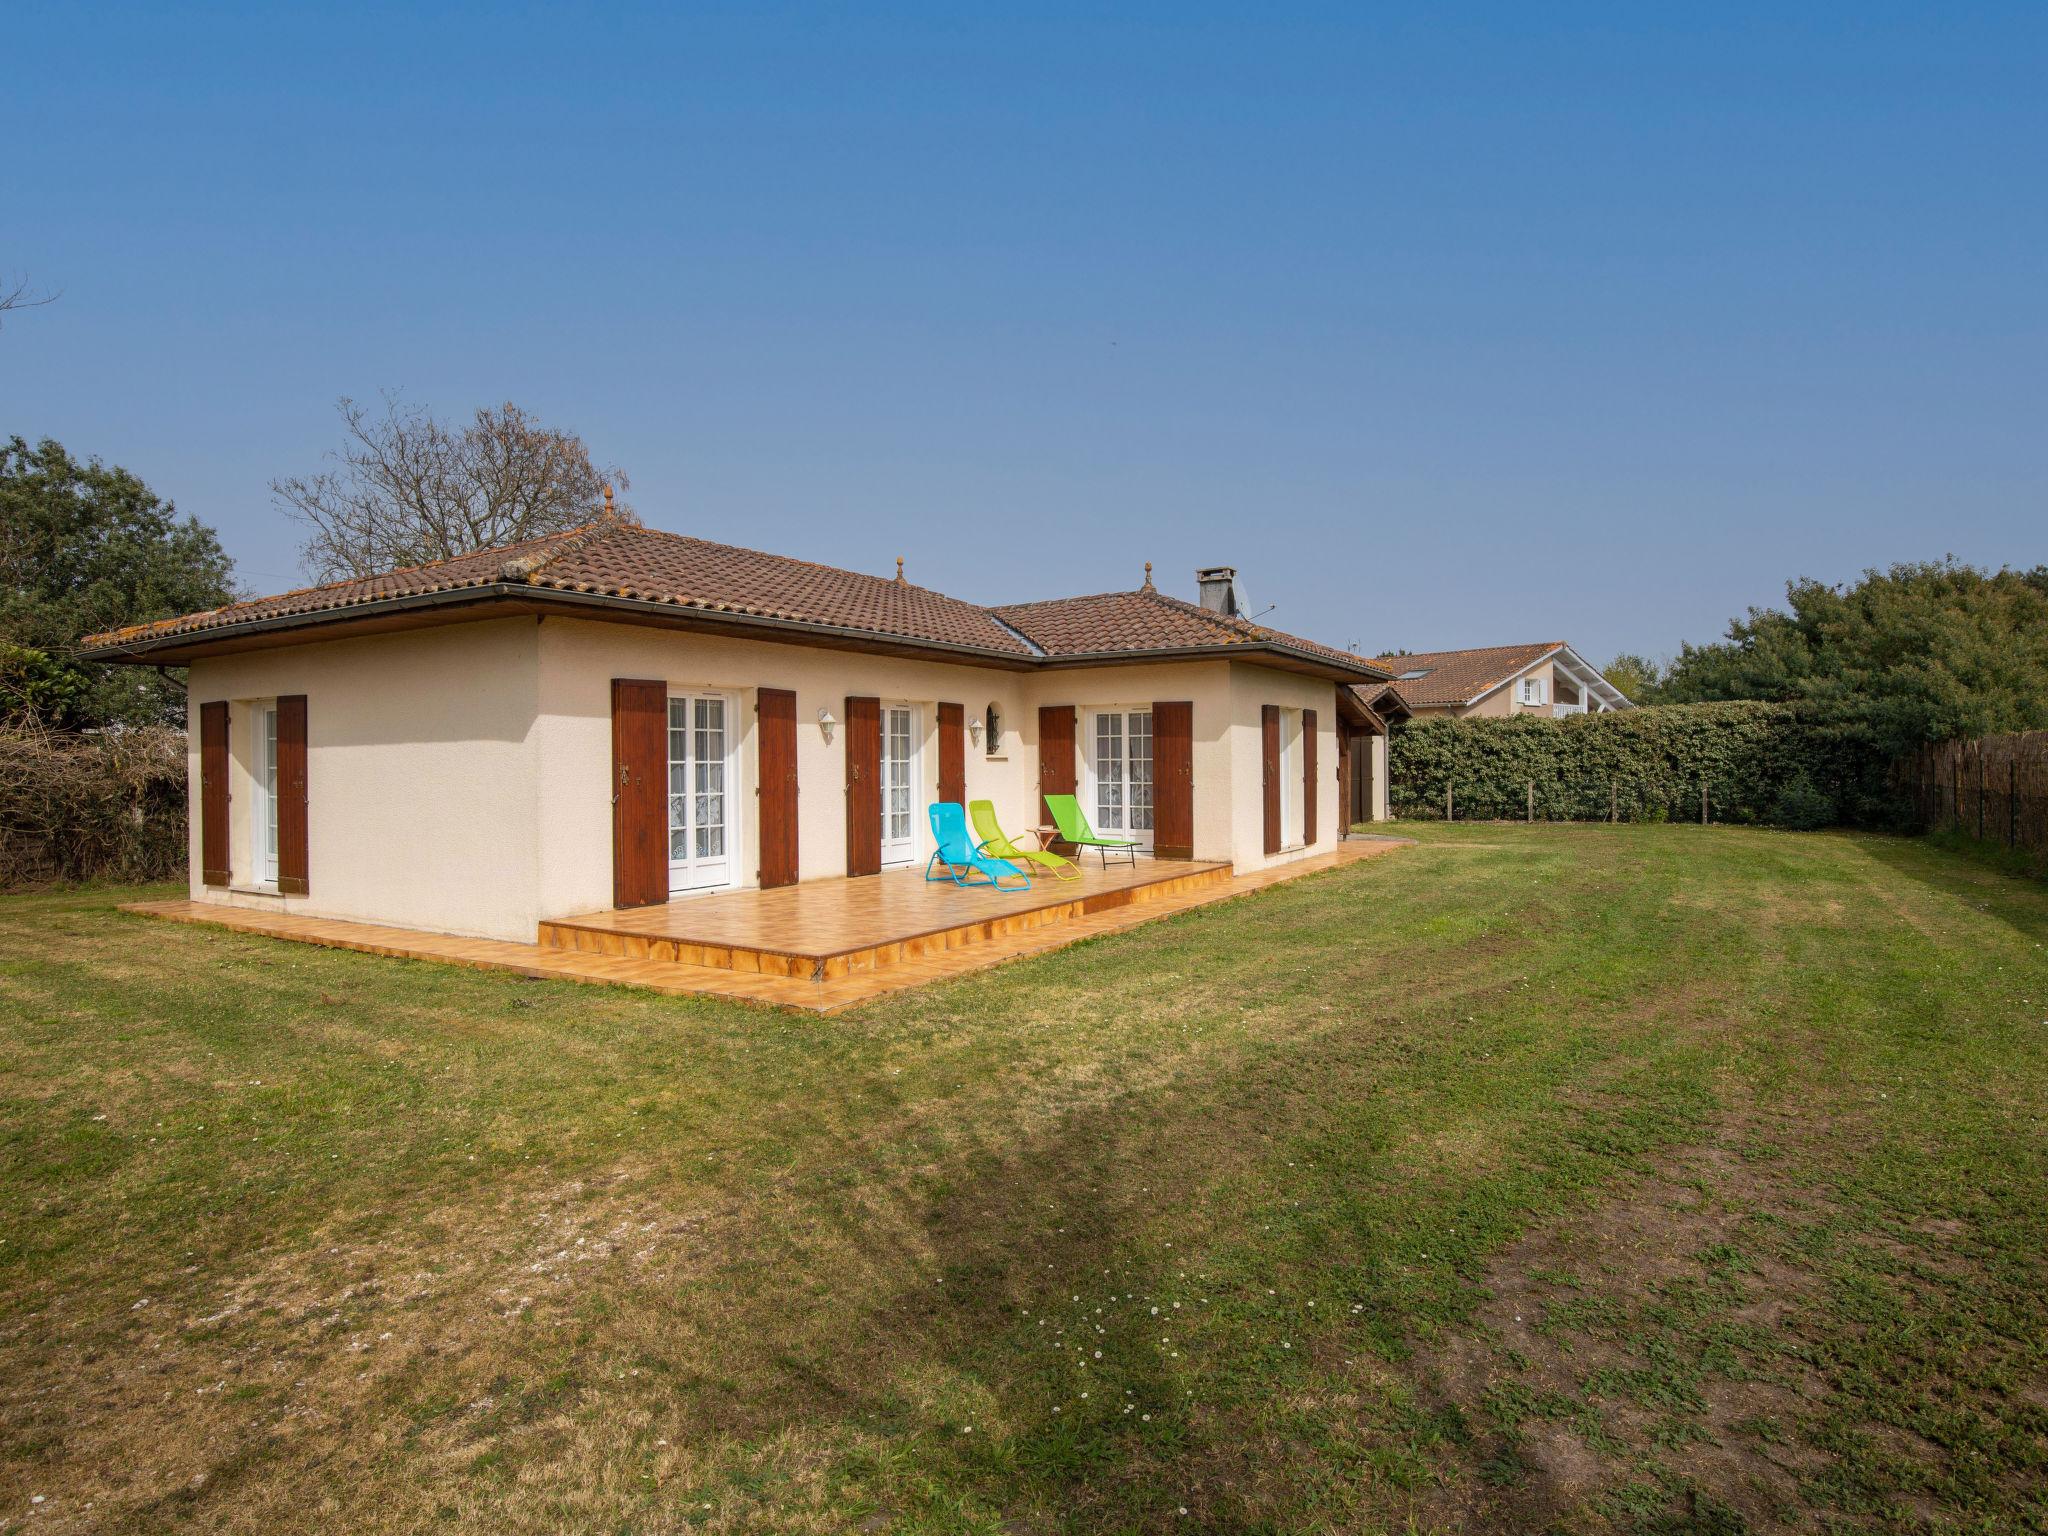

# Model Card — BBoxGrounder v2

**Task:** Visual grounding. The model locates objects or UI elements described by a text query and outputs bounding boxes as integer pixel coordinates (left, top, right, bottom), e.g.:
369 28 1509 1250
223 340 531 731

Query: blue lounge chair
926 802 1030 890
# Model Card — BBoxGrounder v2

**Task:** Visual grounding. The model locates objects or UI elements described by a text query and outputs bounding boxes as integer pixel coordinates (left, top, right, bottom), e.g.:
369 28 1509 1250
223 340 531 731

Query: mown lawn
2 824 2045 1534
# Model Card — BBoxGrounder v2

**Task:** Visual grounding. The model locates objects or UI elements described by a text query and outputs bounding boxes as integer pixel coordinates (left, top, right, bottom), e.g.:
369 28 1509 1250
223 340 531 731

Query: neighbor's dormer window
1520 676 1548 705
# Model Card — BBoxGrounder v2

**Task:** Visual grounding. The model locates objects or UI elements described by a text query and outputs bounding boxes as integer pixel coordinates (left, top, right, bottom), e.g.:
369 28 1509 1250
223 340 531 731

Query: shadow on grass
1855 829 2048 945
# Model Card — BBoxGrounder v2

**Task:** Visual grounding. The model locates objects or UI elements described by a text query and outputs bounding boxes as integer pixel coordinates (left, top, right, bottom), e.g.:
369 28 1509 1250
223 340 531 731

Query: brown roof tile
82 524 1388 679
1371 642 1563 708
994 588 1390 676
85 521 1034 658
81 528 597 649
517 523 1030 654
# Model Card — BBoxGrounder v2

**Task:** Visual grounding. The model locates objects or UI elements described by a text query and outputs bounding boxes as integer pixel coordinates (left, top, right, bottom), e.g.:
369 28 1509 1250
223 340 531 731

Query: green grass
2 824 2045 1533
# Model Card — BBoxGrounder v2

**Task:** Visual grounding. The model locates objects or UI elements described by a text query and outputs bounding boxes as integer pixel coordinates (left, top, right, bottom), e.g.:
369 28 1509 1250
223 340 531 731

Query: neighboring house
1365 642 1633 720
80 531 1394 943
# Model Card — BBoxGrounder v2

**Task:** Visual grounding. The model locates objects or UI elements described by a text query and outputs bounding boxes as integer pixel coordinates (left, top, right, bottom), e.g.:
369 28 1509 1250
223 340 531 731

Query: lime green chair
1043 793 1141 869
970 799 1081 883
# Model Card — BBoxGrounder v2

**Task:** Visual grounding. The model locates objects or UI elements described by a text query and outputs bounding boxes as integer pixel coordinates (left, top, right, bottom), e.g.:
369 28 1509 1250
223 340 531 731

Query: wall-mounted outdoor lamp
817 707 837 744
968 717 984 747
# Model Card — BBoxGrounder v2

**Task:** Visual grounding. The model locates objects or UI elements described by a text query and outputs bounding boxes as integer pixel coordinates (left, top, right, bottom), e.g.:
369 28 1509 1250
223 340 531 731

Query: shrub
1387 702 1898 828
1769 773 1837 831
0 722 187 885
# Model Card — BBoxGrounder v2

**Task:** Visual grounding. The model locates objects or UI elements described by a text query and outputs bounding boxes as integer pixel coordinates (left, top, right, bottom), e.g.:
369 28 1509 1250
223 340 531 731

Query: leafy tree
0 437 236 729
1660 559 2048 759
273 394 632 582
1602 652 1665 704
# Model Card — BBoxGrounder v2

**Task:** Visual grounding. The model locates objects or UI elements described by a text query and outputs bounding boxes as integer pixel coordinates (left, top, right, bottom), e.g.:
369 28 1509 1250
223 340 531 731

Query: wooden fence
1903 731 2048 861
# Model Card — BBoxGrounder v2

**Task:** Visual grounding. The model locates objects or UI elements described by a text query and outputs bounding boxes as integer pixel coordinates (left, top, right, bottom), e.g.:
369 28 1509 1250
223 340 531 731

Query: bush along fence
1386 701 1885 828
0 722 188 886
1902 731 2048 866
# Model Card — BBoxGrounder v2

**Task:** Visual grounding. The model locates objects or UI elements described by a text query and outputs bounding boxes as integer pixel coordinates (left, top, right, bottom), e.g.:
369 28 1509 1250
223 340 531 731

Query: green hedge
1387 702 1901 828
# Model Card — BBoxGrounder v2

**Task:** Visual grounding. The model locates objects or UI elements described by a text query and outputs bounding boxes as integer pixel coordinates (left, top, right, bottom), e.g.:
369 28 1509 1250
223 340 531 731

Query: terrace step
536 860 1234 983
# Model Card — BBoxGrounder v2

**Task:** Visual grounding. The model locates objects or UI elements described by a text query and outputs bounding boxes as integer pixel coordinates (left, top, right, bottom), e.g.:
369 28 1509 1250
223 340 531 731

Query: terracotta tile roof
82 523 1387 679
80 528 596 649
1371 642 1564 708
83 521 1034 658
993 587 1391 677
512 522 1031 654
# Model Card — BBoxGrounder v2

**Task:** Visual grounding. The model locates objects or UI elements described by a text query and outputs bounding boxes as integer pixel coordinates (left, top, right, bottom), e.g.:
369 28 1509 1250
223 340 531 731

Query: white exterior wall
184 619 543 941
534 618 1040 917
1019 660 1238 864
177 614 1355 939
1226 663 1343 871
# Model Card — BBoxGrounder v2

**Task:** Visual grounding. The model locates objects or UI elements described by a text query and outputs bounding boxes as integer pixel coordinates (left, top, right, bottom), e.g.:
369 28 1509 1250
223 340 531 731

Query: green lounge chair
970 799 1081 882
1043 793 1141 869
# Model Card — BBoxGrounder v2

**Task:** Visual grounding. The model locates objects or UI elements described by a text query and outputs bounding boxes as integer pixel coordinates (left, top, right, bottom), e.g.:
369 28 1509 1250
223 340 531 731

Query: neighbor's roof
81 520 1387 679
993 586 1391 676
1369 642 1565 708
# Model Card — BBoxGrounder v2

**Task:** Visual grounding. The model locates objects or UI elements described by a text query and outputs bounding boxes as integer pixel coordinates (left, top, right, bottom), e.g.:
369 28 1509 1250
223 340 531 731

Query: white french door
1085 707 1154 848
252 704 280 885
880 704 919 867
668 693 739 895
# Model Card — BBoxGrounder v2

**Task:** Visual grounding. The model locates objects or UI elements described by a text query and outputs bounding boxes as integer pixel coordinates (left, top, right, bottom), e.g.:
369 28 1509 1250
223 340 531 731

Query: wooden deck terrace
122 839 1408 1014
536 856 1230 980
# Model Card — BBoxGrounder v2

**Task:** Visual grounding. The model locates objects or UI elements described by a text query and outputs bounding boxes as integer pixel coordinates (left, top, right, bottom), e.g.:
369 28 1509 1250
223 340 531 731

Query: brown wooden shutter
1302 708 1318 848
844 696 882 877
276 694 309 893
937 701 966 807
1152 700 1194 859
611 679 668 908
1037 704 1077 853
1261 704 1281 855
756 688 799 889
199 700 230 887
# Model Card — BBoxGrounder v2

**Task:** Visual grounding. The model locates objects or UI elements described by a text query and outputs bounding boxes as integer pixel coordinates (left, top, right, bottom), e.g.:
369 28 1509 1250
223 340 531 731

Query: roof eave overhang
78 584 1043 670
83 589 1393 682
1038 641 1390 682
1556 644 1633 708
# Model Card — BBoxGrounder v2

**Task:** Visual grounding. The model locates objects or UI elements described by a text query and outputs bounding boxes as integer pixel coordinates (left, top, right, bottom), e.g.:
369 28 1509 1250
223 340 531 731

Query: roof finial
1142 560 1154 591
895 555 905 585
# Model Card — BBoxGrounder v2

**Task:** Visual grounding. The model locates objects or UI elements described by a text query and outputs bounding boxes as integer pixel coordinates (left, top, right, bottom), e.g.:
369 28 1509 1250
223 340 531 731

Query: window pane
1129 710 1153 831
1096 713 1123 829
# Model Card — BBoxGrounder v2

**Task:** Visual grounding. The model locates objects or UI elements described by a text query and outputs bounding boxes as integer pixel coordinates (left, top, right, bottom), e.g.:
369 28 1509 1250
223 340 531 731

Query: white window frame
1519 675 1548 706
879 702 922 868
667 689 742 897
1081 706 1155 849
250 701 280 888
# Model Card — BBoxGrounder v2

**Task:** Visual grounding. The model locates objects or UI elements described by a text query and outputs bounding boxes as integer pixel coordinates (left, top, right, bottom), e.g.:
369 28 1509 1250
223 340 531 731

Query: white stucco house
83 522 1394 943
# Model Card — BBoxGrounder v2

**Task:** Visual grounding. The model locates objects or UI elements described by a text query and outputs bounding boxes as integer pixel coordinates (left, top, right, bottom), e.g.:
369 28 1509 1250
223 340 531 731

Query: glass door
668 693 735 894
1086 707 1154 848
880 704 918 867
253 704 280 885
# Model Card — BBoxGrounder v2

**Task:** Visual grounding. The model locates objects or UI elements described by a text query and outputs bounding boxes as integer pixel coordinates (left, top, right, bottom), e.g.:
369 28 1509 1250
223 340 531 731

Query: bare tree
0 273 58 332
272 394 633 582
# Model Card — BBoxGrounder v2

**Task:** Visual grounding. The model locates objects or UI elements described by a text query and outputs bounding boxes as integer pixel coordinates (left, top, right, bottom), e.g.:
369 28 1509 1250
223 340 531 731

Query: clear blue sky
6 2 2043 665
